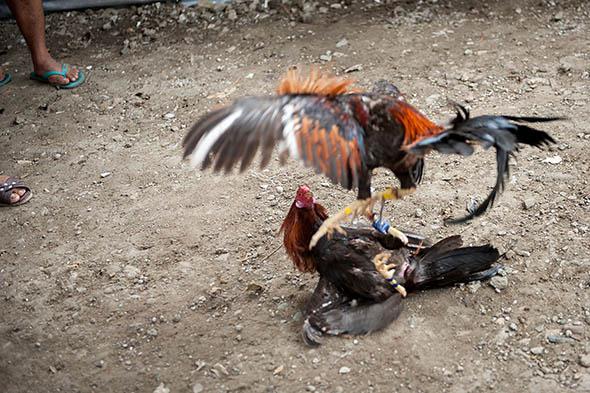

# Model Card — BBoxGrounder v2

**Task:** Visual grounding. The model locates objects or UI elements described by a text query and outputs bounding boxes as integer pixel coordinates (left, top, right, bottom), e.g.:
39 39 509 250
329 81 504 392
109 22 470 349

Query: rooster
281 185 502 345
183 69 560 248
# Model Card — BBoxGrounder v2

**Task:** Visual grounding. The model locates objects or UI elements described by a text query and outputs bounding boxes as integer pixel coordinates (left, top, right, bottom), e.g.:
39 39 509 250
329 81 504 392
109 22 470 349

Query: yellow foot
308 198 376 249
379 186 416 202
373 252 407 297
308 187 415 250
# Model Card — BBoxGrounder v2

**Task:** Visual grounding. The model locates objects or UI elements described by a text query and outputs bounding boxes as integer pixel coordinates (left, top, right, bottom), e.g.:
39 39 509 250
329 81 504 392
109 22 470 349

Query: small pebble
344 64 362 73
552 11 564 21
542 155 562 165
339 366 351 374
193 383 204 393
523 197 536 210
336 38 349 48
490 276 508 291
531 347 544 355
467 281 481 294
153 383 170 393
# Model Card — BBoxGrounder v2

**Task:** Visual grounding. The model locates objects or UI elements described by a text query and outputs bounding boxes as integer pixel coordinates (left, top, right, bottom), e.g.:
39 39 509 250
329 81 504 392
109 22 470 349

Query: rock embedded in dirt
227 9 238 21
467 281 481 294
336 38 349 48
531 347 545 355
552 11 564 22
579 355 590 368
490 276 508 291
504 250 516 260
542 155 562 165
546 335 575 344
523 197 537 210
344 64 362 73
13 115 25 125
339 366 351 374
320 53 332 62
193 383 204 393
153 383 170 393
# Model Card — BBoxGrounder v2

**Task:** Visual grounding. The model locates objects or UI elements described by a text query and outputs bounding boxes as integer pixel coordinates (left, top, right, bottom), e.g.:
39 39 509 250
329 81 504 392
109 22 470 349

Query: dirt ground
1 0 589 392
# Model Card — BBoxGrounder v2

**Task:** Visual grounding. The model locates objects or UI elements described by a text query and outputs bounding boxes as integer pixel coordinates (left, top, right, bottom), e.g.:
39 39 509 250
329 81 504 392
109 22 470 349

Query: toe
9 191 21 204
49 74 69 85
67 67 79 81
16 188 26 197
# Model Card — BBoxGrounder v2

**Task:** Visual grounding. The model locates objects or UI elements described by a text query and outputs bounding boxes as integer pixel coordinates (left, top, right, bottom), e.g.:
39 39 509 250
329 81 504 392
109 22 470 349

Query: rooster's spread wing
183 95 367 190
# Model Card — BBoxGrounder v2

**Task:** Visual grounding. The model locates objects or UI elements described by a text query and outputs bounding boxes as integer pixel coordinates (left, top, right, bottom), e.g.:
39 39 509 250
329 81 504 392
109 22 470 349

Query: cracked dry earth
0 0 589 392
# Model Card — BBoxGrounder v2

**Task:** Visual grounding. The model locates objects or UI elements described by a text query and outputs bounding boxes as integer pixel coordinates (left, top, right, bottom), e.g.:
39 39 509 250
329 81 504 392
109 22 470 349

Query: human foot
0 176 33 206
31 57 84 88
0 67 12 87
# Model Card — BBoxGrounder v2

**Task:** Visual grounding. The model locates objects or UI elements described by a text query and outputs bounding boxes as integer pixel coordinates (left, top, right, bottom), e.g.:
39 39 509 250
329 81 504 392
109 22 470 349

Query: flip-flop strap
0 178 31 203
38 64 68 79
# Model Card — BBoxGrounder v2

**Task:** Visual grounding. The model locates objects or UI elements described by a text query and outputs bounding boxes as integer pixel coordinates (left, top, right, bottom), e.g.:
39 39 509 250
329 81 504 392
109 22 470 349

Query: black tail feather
410 106 561 223
501 115 566 123
406 241 501 290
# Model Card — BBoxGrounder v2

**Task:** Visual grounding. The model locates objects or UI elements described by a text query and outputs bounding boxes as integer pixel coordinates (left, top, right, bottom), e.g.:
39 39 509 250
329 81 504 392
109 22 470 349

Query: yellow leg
308 187 415 250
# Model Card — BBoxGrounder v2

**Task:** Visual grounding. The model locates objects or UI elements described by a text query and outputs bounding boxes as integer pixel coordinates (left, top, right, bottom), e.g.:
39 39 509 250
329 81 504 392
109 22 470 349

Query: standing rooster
282 185 501 345
183 69 560 248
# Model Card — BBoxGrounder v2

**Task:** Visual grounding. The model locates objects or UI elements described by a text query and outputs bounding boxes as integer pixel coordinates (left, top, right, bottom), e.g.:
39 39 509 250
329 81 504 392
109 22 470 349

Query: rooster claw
387 226 409 245
373 252 407 297
302 319 324 346
309 215 348 249
309 198 377 249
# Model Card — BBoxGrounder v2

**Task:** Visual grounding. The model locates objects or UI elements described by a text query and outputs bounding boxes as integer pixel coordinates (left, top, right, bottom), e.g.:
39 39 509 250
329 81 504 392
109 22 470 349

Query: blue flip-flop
30 64 86 89
0 72 11 88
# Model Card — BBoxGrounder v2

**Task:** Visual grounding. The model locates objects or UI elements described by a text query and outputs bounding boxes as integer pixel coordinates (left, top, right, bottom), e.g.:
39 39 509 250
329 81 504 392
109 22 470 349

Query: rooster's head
295 185 315 209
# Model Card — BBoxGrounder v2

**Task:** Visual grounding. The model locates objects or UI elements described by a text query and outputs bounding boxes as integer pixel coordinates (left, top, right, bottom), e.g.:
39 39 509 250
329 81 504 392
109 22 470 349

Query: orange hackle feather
390 101 444 146
277 68 355 96
280 201 329 273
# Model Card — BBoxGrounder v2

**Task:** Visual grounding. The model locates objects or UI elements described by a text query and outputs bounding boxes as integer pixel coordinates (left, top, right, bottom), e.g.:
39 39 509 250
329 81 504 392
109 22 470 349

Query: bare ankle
32 53 59 73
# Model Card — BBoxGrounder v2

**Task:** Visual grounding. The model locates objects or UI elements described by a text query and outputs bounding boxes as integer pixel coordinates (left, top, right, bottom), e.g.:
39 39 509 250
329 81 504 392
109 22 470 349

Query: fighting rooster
281 185 501 345
183 69 559 248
